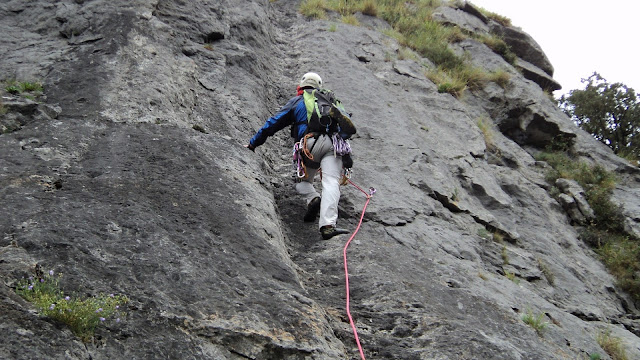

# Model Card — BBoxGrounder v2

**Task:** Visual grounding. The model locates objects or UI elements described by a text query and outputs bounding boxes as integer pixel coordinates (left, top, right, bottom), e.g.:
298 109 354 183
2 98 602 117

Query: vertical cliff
1 1 639 359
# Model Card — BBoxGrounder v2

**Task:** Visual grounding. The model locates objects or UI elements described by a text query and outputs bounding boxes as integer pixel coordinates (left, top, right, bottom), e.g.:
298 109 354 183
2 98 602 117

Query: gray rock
489 21 555 77
1 1 639 359
556 178 595 224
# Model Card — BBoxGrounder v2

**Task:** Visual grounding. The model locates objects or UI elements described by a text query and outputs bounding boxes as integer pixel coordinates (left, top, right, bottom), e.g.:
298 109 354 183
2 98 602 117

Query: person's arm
248 97 300 149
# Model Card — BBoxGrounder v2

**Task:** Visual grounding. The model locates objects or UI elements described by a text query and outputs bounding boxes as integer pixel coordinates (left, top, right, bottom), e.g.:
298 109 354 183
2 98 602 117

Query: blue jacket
250 95 308 148
249 93 351 148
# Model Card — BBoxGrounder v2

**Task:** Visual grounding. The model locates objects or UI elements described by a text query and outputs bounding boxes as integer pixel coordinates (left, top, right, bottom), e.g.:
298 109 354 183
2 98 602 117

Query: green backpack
302 89 356 138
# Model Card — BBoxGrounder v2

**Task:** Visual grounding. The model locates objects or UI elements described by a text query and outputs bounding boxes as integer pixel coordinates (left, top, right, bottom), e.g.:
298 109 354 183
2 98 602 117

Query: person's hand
342 153 353 169
245 144 255 152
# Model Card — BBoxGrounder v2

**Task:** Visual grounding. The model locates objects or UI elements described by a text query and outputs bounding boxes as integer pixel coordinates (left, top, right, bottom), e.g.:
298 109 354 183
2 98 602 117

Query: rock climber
246 72 355 240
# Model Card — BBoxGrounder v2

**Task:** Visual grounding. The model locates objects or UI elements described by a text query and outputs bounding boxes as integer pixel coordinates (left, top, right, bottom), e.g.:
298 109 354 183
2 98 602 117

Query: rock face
1 1 639 359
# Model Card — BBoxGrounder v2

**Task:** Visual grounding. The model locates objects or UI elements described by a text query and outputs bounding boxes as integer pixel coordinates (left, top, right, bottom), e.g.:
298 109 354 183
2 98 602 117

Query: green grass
298 0 516 97
300 0 328 19
4 79 44 96
15 270 128 343
597 328 628 360
521 308 548 335
536 150 640 301
477 116 495 150
537 258 555 286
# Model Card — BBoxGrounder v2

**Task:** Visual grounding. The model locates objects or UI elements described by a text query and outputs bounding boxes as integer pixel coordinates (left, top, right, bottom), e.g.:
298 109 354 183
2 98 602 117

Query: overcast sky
468 0 639 97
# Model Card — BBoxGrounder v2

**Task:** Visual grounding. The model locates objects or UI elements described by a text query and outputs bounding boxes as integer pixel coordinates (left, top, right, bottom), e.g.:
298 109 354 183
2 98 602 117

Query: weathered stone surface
556 178 595 224
488 21 555 77
432 5 490 34
515 58 563 92
1 1 639 359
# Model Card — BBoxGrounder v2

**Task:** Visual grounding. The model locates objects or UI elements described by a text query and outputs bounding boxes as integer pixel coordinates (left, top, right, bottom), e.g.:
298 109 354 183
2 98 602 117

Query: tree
558 72 640 159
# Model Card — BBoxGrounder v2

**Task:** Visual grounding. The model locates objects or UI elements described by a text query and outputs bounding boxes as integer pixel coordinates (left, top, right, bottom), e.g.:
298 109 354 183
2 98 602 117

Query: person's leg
318 153 341 228
295 167 320 204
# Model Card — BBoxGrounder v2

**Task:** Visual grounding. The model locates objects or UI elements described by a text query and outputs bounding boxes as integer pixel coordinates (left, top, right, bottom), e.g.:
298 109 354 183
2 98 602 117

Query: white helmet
300 72 322 89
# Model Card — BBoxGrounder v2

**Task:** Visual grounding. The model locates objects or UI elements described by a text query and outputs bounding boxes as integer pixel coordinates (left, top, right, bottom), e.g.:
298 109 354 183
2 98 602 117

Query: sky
468 0 639 97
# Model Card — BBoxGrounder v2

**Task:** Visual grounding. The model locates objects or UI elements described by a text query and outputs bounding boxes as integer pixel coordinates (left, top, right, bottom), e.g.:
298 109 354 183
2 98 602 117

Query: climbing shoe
304 197 321 222
320 225 350 240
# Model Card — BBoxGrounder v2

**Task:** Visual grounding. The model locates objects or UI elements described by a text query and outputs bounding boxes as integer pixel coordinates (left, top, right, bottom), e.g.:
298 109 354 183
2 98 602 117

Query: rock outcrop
1 0 639 359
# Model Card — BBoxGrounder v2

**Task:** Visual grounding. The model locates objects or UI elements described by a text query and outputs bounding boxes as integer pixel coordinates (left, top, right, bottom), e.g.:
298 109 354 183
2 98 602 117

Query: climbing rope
343 178 376 360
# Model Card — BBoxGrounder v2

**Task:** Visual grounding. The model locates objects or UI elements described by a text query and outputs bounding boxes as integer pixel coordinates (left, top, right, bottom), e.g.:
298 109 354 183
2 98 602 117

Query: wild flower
15 269 129 342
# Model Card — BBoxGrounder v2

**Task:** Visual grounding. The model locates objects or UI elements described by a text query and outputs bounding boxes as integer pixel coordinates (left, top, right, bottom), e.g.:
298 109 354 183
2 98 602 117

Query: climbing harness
343 179 376 360
293 133 351 180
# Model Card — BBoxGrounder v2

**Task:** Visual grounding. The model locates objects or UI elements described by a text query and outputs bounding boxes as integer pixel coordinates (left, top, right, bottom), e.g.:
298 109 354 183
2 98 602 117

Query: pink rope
343 179 375 360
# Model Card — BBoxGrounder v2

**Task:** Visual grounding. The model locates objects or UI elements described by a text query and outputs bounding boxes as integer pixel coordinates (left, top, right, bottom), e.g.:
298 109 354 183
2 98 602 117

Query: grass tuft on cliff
298 0 516 97
536 150 640 302
15 270 128 343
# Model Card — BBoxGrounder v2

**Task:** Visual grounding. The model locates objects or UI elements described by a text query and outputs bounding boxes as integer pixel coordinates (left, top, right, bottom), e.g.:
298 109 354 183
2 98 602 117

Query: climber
246 72 355 240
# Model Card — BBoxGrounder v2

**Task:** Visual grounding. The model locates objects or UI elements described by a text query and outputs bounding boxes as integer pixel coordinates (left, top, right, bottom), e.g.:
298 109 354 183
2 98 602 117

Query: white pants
295 135 342 229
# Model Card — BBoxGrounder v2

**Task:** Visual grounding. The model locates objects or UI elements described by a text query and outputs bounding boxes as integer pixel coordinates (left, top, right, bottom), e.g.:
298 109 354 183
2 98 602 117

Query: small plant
203 43 214 51
504 269 519 284
20 81 43 93
300 0 327 19
589 353 602 360
360 0 377 16
489 69 511 88
596 328 628 360
4 80 43 96
477 7 512 27
477 228 492 240
537 258 555 286
450 187 459 202
501 245 509 265
397 46 418 61
15 270 128 343
5 82 21 94
341 14 360 26
521 308 548 335
477 117 495 150
328 23 337 32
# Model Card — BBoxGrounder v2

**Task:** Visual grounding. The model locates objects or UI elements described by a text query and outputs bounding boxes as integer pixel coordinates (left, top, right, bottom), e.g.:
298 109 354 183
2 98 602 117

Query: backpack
302 89 356 138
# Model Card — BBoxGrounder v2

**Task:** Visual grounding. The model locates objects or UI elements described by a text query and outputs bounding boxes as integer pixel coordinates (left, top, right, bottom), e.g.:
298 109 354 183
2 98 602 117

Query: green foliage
299 0 513 97
597 237 640 300
478 34 517 65
536 151 622 232
504 269 519 284
476 7 512 26
537 258 555 286
300 0 328 19
597 328 628 360
501 245 509 264
589 353 602 360
536 150 640 301
341 14 360 26
521 308 548 335
4 79 44 96
488 69 511 88
477 116 495 150
559 72 640 160
15 270 128 343
477 228 492 240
